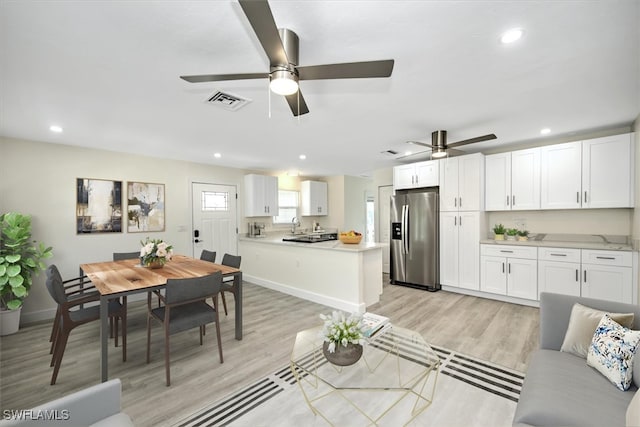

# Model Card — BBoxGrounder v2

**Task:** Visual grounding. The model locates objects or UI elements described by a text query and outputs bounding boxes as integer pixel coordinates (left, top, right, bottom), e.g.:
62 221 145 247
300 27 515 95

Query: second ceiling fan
180 0 395 116
407 130 497 158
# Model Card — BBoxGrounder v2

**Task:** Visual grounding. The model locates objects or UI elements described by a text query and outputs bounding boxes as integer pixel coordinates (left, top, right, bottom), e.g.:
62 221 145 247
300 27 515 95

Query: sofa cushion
627 390 640 427
561 303 634 359
587 314 640 391
90 413 134 427
514 349 637 427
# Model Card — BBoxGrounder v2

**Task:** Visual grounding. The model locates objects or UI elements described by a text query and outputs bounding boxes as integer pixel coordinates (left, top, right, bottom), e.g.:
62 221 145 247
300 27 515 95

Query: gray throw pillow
560 303 634 359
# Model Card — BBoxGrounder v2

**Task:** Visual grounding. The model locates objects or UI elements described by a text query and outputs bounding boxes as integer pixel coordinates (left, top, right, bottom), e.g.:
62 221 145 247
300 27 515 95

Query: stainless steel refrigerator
390 188 440 291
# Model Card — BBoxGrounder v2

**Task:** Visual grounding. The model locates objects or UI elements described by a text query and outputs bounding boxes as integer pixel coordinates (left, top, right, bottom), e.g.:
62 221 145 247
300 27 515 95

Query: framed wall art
127 181 165 232
76 178 123 233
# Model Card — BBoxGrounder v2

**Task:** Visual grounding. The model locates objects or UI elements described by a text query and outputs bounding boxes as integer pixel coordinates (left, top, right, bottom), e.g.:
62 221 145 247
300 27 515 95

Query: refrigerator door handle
403 204 410 254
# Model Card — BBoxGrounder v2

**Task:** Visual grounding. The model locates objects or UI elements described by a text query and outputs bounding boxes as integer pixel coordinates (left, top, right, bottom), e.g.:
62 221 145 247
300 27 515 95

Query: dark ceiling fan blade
406 140 434 149
238 0 289 66
297 59 394 80
180 72 269 83
284 90 310 116
448 133 497 148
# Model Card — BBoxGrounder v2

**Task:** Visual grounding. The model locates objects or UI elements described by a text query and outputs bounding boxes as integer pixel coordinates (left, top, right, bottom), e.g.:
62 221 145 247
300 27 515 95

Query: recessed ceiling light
500 28 524 44
213 152 222 158
540 128 551 135
404 151 412 156
49 125 63 133
299 154 306 160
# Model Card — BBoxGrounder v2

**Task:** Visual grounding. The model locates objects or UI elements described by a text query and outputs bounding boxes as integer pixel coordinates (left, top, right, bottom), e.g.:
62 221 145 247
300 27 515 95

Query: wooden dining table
80 254 243 382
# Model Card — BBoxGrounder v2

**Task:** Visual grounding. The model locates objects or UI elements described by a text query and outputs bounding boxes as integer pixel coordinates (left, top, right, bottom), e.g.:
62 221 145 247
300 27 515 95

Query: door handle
194 239 204 243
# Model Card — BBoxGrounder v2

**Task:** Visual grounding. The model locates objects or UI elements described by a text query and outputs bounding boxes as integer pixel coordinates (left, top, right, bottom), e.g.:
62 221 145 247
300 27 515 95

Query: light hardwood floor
0 278 539 426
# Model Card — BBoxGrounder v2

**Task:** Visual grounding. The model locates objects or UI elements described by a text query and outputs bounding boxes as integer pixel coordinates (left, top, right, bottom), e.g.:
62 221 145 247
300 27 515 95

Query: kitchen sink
282 233 337 243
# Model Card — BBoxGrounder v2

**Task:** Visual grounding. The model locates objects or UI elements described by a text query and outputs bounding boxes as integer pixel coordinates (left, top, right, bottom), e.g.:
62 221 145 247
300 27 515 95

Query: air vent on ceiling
380 149 399 156
207 91 251 111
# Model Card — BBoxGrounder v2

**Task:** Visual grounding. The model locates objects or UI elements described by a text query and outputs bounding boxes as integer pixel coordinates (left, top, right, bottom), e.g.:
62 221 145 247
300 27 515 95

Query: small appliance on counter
282 232 337 243
248 222 266 238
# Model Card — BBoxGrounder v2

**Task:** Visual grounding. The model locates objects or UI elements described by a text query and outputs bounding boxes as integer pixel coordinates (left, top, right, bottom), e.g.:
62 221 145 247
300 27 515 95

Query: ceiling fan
180 0 394 116
406 130 497 158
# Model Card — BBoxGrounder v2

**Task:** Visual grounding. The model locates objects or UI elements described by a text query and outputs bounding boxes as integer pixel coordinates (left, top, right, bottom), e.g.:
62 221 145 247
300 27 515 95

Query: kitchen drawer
481 244 537 259
538 247 581 263
582 249 632 267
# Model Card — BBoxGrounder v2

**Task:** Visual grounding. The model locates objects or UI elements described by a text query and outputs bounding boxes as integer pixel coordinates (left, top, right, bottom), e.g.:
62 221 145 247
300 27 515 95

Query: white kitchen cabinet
244 174 278 217
439 154 484 212
393 160 439 190
582 133 634 208
480 245 537 300
540 142 582 209
540 133 634 209
300 180 328 216
537 247 581 297
485 148 540 211
440 211 483 290
581 249 633 304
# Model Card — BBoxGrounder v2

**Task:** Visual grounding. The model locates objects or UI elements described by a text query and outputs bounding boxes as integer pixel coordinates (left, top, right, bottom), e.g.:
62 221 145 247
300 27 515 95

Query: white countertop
480 234 633 251
239 235 387 252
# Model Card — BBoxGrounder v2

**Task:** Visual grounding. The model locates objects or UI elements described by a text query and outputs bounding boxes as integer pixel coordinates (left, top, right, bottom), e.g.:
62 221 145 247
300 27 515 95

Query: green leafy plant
0 213 53 310
319 311 365 353
506 228 519 236
517 229 529 237
493 224 506 235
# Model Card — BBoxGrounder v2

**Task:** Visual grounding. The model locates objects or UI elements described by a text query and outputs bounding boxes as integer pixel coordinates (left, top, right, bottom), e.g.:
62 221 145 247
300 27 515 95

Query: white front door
191 182 238 259
378 185 393 274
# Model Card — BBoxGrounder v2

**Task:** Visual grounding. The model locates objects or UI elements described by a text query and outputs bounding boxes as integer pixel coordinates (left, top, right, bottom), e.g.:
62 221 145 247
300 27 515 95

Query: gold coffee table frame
290 325 440 426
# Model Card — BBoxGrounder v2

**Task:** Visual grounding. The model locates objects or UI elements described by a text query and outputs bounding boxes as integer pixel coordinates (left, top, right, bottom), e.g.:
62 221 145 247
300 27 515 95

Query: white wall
343 175 372 233
1 137 246 323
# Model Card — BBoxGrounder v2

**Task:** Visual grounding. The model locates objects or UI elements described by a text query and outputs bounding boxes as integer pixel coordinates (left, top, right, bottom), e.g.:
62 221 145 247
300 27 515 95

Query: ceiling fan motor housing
432 130 447 149
278 28 299 66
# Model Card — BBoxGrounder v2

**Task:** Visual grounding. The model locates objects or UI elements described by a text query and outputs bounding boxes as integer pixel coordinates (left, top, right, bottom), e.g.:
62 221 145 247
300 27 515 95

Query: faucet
291 217 301 234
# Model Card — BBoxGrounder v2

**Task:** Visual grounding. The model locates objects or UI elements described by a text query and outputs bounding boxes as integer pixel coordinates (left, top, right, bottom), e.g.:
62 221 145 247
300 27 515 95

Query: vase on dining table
144 259 165 269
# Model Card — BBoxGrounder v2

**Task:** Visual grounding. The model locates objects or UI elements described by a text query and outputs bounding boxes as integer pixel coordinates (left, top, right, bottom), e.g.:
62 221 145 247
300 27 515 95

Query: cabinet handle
459 216 462 226
454 198 457 207
584 191 588 203
506 195 510 206
550 253 567 257
596 256 615 260
512 195 515 206
577 192 580 203
459 197 462 207
502 262 505 273
508 263 511 274
584 270 587 282
454 216 457 226
576 269 579 282
500 250 514 253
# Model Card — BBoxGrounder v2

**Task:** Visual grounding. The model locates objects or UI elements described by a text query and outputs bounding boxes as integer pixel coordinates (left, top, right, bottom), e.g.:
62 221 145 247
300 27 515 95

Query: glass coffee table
290 325 440 426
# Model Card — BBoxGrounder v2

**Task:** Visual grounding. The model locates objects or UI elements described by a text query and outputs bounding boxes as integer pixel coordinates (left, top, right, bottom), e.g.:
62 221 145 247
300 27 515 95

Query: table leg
100 295 109 382
235 272 242 340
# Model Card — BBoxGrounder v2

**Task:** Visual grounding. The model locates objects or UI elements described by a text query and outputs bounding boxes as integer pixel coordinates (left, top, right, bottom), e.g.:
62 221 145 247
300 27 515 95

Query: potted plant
517 230 530 241
319 311 365 366
493 224 506 241
140 237 173 268
0 212 53 335
506 228 519 241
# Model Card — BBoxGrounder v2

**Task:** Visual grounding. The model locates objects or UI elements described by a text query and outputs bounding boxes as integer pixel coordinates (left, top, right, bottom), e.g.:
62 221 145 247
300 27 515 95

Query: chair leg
51 329 70 385
146 313 152 364
110 317 114 338
50 323 61 367
164 325 171 386
215 314 224 364
114 316 119 347
199 325 204 345
49 306 60 343
220 291 228 316
122 297 127 362
50 314 61 355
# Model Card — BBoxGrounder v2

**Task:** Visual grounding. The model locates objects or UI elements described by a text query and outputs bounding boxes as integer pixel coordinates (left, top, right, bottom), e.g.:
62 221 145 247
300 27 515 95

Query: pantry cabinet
440 211 484 290
485 148 540 211
244 174 278 217
393 160 439 190
300 180 328 216
439 154 484 212
540 133 634 209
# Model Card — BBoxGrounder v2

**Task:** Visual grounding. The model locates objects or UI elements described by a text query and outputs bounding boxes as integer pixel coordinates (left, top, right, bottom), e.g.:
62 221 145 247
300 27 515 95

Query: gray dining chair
113 251 140 261
200 249 216 263
46 265 126 385
219 253 241 316
146 272 224 386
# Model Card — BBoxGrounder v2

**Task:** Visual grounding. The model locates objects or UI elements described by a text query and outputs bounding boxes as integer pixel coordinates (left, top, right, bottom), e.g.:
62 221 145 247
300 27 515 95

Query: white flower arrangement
319 310 365 353
140 237 173 266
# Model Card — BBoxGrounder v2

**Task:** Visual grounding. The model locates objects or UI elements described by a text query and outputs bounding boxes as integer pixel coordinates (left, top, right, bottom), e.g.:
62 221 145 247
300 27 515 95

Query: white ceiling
1 1 639 177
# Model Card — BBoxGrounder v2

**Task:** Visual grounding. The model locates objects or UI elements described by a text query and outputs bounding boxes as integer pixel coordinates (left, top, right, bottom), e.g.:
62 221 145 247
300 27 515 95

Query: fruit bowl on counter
339 230 362 244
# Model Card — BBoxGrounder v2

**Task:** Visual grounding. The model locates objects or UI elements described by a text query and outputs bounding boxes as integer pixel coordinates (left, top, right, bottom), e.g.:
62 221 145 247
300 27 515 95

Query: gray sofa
513 292 640 427
0 379 132 427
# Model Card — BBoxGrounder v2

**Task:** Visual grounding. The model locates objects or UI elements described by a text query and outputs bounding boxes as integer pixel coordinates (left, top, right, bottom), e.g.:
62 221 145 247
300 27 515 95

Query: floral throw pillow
587 314 640 391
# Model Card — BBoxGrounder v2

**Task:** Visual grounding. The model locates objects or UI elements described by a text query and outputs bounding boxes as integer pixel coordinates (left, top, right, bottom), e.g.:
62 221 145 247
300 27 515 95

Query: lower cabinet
480 245 537 300
538 247 581 298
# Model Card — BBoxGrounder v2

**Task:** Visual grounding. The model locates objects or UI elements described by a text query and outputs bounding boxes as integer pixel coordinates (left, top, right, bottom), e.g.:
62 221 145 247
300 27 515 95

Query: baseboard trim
244 274 366 313
441 286 540 308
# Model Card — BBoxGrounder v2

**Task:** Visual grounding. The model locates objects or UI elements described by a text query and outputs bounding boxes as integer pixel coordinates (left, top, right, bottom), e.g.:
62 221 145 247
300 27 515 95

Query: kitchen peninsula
238 236 386 312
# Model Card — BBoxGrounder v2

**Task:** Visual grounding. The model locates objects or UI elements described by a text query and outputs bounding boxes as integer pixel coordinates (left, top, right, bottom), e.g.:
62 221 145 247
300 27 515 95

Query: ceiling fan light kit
270 68 299 95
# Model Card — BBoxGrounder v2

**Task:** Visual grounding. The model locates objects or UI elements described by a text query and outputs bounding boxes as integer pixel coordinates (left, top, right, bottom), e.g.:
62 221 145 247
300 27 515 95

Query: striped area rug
174 344 524 427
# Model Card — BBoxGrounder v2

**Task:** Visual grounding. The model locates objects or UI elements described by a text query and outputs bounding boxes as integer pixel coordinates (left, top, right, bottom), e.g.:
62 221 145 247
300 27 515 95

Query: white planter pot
0 307 22 336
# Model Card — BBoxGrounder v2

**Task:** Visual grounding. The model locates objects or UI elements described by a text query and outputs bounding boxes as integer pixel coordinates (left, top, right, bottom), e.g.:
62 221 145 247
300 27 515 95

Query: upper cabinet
393 160 439 190
540 133 634 209
485 148 540 211
244 174 278 217
439 153 484 212
301 180 328 216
